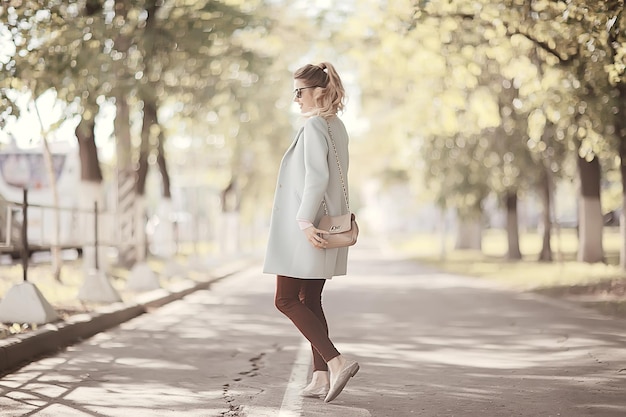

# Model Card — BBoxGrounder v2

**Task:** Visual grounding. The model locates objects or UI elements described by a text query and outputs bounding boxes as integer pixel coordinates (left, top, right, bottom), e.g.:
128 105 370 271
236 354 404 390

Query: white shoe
301 370 330 398
301 384 330 398
324 361 359 403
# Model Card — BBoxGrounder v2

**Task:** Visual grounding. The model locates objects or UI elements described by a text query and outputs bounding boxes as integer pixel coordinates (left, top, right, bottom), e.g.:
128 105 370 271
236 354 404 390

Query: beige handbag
318 212 359 249
318 120 359 249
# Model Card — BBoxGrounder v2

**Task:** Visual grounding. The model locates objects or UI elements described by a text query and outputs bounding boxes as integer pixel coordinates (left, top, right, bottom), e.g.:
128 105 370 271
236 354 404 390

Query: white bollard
126 262 160 291
0 281 59 324
78 269 122 303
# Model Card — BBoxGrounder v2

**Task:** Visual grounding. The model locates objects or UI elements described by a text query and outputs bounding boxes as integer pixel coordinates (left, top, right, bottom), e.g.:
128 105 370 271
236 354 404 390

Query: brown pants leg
275 275 340 371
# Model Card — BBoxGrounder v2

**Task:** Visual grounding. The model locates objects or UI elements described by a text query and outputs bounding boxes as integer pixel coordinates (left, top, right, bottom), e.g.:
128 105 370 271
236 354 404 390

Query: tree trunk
618 85 626 270
136 100 156 195
576 154 604 263
156 129 171 198
505 190 522 260
110 0 139 267
132 101 156 261
31 90 63 282
137 98 171 198
135 0 160 195
218 177 241 255
538 167 552 262
454 208 482 250
455 219 482 250
75 108 106 271
115 94 138 267
75 0 106 272
221 177 239 213
115 96 133 169
76 115 103 183
620 166 626 269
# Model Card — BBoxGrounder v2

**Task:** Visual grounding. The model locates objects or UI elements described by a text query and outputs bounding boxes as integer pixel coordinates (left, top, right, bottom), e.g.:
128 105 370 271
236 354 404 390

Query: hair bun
319 63 327 71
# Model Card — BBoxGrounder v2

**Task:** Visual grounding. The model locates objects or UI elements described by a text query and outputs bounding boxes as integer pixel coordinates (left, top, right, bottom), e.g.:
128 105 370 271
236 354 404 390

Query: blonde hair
294 62 346 118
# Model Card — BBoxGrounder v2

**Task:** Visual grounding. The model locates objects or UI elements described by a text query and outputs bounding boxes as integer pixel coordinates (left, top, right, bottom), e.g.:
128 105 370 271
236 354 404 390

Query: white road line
278 340 311 417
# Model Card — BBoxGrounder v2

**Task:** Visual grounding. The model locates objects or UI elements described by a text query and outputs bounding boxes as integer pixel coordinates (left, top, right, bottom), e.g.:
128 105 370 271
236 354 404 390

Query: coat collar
285 126 305 154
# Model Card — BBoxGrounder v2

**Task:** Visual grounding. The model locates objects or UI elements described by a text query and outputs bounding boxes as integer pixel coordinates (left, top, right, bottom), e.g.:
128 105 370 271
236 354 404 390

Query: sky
1 90 81 148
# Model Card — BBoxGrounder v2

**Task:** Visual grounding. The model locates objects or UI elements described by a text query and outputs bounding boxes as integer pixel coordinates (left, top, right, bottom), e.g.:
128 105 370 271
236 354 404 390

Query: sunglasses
293 86 318 99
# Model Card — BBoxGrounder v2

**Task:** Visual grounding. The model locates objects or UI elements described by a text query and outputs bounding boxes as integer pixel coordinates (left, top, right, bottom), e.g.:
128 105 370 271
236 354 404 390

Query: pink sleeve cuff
298 219 314 230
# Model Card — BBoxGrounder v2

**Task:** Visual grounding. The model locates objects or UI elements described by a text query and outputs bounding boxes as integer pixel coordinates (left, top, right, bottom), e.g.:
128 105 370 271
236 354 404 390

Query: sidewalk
0 255 258 377
1 242 625 416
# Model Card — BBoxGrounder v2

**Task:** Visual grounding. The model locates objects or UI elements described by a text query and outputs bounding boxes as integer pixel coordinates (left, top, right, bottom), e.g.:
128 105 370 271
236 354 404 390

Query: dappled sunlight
340 338 586 370
340 272 506 291
64 384 225 406
1 257 625 416
113 357 197 370
0 267 301 415
2 0 625 414
300 251 626 415
584 404 626 414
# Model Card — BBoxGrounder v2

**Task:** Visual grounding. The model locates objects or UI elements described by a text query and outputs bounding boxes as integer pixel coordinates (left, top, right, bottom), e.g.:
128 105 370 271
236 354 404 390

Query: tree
1 0 111 272
2 0 298 260
342 0 622 266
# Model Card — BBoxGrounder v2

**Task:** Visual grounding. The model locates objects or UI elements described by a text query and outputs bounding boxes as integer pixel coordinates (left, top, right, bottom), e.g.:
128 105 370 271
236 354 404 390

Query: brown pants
275 275 340 371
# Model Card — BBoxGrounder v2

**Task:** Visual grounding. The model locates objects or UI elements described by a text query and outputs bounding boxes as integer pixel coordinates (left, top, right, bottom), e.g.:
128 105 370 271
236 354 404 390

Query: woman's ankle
311 370 329 383
327 355 346 375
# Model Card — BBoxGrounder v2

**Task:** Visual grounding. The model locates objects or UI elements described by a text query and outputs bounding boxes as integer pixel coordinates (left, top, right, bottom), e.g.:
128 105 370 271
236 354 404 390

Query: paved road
1 242 625 416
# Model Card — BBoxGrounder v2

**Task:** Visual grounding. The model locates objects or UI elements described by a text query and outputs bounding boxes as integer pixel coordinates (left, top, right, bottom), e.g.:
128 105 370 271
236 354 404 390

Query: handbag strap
322 119 350 214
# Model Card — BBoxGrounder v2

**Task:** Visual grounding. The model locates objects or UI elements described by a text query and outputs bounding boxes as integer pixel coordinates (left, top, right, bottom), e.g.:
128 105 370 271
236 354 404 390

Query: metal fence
0 189 122 279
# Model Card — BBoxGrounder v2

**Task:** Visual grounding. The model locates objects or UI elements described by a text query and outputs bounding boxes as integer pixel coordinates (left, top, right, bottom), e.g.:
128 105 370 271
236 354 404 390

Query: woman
263 62 359 403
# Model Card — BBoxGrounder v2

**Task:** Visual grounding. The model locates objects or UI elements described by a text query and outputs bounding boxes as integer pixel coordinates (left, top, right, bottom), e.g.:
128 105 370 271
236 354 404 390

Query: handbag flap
318 213 353 235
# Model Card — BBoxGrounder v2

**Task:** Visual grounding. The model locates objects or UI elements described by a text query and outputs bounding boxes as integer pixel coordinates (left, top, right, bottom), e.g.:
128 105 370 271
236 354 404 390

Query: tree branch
412 8 578 65
507 28 577 65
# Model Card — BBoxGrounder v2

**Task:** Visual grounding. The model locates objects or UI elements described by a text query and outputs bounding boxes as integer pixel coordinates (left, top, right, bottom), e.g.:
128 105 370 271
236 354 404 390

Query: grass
392 227 626 318
394 227 625 290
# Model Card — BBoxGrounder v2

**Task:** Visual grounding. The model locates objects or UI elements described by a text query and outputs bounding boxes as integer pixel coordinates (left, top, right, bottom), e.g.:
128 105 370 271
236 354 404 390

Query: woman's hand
304 226 328 249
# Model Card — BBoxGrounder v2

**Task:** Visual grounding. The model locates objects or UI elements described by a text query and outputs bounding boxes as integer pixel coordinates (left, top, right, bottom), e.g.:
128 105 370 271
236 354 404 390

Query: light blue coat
263 115 350 279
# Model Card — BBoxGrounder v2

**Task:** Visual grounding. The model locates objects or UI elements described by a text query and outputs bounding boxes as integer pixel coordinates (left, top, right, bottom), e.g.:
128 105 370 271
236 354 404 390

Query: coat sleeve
296 117 329 223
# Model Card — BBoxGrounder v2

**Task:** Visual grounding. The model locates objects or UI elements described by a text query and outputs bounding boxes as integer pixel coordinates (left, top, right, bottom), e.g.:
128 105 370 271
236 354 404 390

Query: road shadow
317 247 626 416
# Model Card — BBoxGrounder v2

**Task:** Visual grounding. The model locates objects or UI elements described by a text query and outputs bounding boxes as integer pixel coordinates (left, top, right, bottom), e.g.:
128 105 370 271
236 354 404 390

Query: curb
0 257 257 376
